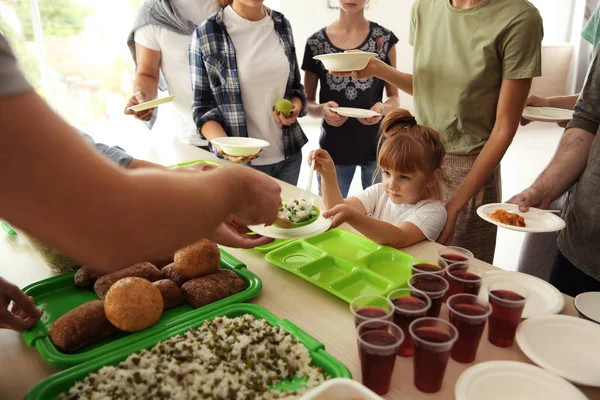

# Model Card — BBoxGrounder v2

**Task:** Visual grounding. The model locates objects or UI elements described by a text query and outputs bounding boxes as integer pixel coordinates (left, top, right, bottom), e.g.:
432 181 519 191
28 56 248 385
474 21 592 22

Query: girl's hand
323 101 348 127
323 204 357 229
358 102 384 126
331 57 382 80
309 149 336 178
124 91 155 121
272 96 302 126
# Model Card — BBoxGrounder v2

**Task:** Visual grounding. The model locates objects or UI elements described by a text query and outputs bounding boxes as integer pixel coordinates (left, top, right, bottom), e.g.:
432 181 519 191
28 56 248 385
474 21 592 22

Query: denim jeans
252 151 302 186
318 159 380 198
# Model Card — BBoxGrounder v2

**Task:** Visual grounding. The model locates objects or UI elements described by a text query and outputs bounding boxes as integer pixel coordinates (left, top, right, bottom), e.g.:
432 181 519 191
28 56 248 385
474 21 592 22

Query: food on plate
274 98 293 117
57 315 326 400
49 300 119 353
104 277 164 332
161 263 188 287
181 269 245 308
73 266 105 288
279 198 318 223
94 262 163 298
174 239 220 279
149 254 175 269
490 209 526 227
152 279 185 310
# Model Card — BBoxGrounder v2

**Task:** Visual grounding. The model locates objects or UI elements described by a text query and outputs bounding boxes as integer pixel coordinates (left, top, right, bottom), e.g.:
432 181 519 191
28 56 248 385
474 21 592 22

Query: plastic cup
350 295 394 328
357 319 404 395
447 294 491 363
387 288 431 357
410 317 458 394
487 282 528 347
409 258 447 276
445 264 483 300
437 246 473 269
408 273 449 318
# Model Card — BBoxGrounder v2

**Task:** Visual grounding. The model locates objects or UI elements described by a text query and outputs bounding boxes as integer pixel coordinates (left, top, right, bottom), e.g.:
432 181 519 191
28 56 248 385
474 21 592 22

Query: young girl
189 0 307 185
302 0 399 197
310 109 447 248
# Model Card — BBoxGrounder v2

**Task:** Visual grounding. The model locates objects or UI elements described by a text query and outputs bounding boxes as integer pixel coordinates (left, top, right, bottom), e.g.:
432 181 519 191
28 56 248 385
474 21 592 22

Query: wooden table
0 139 598 399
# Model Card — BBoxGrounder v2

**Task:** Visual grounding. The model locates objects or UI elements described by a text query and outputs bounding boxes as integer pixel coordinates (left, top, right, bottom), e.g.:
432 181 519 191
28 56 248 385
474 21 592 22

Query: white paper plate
313 52 377 72
516 315 600 387
455 361 587 400
126 95 175 112
299 378 382 400
210 137 270 157
479 270 564 318
476 203 566 233
574 292 600 324
330 107 381 119
522 106 574 123
249 213 332 240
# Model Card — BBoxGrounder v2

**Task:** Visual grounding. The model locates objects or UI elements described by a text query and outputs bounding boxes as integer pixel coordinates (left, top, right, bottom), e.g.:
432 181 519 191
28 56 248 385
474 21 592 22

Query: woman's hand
358 102 384 126
323 101 348 127
124 92 155 121
0 278 43 332
323 204 357 229
331 57 383 80
214 144 261 164
437 207 458 245
212 217 274 248
309 149 336 178
272 96 302 126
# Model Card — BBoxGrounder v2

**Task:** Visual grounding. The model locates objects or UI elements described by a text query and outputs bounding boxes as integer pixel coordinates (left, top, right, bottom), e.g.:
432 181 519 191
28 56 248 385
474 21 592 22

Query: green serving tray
265 228 414 303
168 159 221 168
25 303 351 400
21 250 260 368
252 238 291 253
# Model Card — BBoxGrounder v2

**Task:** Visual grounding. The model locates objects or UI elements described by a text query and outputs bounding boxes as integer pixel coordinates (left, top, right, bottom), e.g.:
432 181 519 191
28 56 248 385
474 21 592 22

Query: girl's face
339 0 369 13
381 168 435 205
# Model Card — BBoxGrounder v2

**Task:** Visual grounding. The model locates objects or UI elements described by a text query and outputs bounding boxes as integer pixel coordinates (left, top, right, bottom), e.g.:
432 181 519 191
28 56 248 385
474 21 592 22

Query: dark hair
377 109 445 199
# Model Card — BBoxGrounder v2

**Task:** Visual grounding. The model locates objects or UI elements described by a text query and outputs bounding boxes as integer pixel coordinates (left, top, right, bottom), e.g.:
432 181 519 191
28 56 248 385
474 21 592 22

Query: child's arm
325 205 425 248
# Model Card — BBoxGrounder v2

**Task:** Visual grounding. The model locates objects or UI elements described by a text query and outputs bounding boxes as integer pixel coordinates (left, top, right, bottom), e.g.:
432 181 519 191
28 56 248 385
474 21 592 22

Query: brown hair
217 0 233 7
377 109 445 199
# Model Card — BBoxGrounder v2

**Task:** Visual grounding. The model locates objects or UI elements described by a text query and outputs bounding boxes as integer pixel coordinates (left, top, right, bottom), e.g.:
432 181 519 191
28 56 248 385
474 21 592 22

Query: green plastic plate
168 159 221 168
25 303 351 400
21 250 260 368
265 228 414 303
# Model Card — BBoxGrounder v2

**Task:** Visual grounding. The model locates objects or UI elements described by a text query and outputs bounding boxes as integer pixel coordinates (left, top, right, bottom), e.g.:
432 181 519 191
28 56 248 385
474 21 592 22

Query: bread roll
161 263 187 287
74 266 104 288
181 270 245 308
94 262 162 298
104 277 163 332
149 254 174 269
174 239 220 279
49 300 119 353
152 279 185 310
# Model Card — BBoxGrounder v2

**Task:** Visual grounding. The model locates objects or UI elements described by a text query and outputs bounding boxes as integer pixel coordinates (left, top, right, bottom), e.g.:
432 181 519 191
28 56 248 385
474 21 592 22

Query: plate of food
126 95 175 112
249 203 331 240
476 203 566 233
330 107 381 119
313 51 377 72
276 198 320 229
522 106 574 123
210 137 270 157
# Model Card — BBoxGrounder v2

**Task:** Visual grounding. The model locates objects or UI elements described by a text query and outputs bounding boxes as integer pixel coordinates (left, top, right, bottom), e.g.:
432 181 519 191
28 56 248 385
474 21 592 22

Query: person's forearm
307 100 325 118
531 127 594 202
200 120 228 141
382 95 400 115
374 61 413 96
321 174 344 209
348 213 418 248
133 74 158 100
547 94 579 110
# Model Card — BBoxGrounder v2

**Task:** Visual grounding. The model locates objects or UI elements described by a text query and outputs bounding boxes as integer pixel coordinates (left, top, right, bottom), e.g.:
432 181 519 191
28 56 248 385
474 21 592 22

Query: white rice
279 199 317 223
57 315 327 400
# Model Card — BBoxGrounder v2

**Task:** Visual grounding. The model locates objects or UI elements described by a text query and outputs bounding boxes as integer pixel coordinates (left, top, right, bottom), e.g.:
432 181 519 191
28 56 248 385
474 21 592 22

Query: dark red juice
413 327 453 393
440 253 468 268
412 263 442 274
488 290 526 347
354 306 388 328
359 330 398 395
446 271 482 300
449 303 487 363
391 296 428 357
410 276 447 318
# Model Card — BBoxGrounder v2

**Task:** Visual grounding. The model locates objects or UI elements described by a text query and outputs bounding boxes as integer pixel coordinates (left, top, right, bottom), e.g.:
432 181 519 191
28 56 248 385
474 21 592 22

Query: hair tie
407 116 417 126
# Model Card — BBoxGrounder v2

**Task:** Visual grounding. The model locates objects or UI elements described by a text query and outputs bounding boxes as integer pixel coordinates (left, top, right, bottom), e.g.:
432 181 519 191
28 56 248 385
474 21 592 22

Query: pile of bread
49 239 246 353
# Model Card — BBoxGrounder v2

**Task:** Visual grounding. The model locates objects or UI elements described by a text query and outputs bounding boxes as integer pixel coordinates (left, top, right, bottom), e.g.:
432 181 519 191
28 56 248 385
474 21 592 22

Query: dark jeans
252 151 302 186
549 249 600 297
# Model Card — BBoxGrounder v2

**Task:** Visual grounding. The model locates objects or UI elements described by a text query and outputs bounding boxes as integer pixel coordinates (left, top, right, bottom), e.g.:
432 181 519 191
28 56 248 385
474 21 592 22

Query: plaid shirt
189 8 308 159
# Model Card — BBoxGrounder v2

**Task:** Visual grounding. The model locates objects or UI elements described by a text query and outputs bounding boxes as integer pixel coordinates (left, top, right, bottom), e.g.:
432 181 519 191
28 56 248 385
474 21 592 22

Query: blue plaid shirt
189 8 308 159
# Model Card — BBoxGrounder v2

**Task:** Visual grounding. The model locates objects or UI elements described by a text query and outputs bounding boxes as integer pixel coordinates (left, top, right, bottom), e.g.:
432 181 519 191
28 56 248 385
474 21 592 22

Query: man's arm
439 78 532 244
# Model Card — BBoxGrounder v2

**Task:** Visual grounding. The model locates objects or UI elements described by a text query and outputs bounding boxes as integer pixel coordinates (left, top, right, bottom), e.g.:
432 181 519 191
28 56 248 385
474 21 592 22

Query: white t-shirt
223 6 289 166
354 183 448 241
134 0 217 146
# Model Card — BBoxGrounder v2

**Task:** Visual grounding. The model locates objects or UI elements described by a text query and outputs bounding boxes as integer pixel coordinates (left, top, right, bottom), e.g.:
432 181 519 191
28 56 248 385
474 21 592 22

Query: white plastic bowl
210 137 270 157
313 52 377 72
299 378 383 400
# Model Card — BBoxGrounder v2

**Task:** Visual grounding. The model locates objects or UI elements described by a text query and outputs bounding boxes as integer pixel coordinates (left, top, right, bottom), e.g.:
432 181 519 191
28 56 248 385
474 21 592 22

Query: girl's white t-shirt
223 6 289 166
134 0 218 146
354 183 448 241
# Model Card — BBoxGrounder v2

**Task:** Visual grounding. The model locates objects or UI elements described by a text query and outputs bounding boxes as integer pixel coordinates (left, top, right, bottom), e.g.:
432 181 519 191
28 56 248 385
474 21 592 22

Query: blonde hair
377 109 445 199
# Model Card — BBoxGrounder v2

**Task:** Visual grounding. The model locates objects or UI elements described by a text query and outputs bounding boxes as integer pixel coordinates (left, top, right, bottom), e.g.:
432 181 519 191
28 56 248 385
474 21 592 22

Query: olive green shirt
410 0 543 155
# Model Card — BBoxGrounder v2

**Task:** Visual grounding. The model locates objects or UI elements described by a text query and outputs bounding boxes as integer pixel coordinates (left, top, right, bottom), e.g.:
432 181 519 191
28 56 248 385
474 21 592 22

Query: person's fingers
8 289 41 320
517 194 531 212
558 120 569 128
134 91 147 104
520 118 532 126
272 110 281 125
0 309 36 332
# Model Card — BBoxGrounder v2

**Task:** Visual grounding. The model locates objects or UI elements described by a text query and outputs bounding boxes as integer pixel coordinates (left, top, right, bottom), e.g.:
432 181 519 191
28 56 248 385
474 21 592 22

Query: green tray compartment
359 247 414 284
21 249 261 368
305 229 380 261
330 270 394 302
297 256 357 285
25 303 351 400
252 238 292 253
266 241 326 271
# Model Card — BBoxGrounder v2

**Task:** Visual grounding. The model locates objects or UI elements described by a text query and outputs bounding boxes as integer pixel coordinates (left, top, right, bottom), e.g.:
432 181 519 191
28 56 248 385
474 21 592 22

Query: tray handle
21 322 47 347
279 319 324 353
219 249 246 270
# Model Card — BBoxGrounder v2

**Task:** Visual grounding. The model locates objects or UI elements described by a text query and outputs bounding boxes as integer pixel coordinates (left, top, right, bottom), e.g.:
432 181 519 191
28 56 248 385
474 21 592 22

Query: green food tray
253 238 291 253
21 250 260 368
25 303 351 400
168 159 221 168
265 228 414 303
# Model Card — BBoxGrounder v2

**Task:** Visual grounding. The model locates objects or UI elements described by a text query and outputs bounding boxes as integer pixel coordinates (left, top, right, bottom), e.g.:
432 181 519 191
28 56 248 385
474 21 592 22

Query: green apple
274 98 293 117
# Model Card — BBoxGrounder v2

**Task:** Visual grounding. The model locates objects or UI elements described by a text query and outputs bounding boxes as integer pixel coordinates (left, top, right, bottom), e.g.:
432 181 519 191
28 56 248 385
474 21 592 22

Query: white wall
280 0 416 111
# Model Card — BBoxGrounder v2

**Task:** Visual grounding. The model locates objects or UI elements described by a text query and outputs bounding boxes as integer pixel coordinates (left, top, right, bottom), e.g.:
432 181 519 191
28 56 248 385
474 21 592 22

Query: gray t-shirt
0 34 133 167
558 50 600 281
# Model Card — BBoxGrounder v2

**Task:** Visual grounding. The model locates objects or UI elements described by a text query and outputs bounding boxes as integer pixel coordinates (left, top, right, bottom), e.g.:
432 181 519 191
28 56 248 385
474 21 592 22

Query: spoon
299 160 316 205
